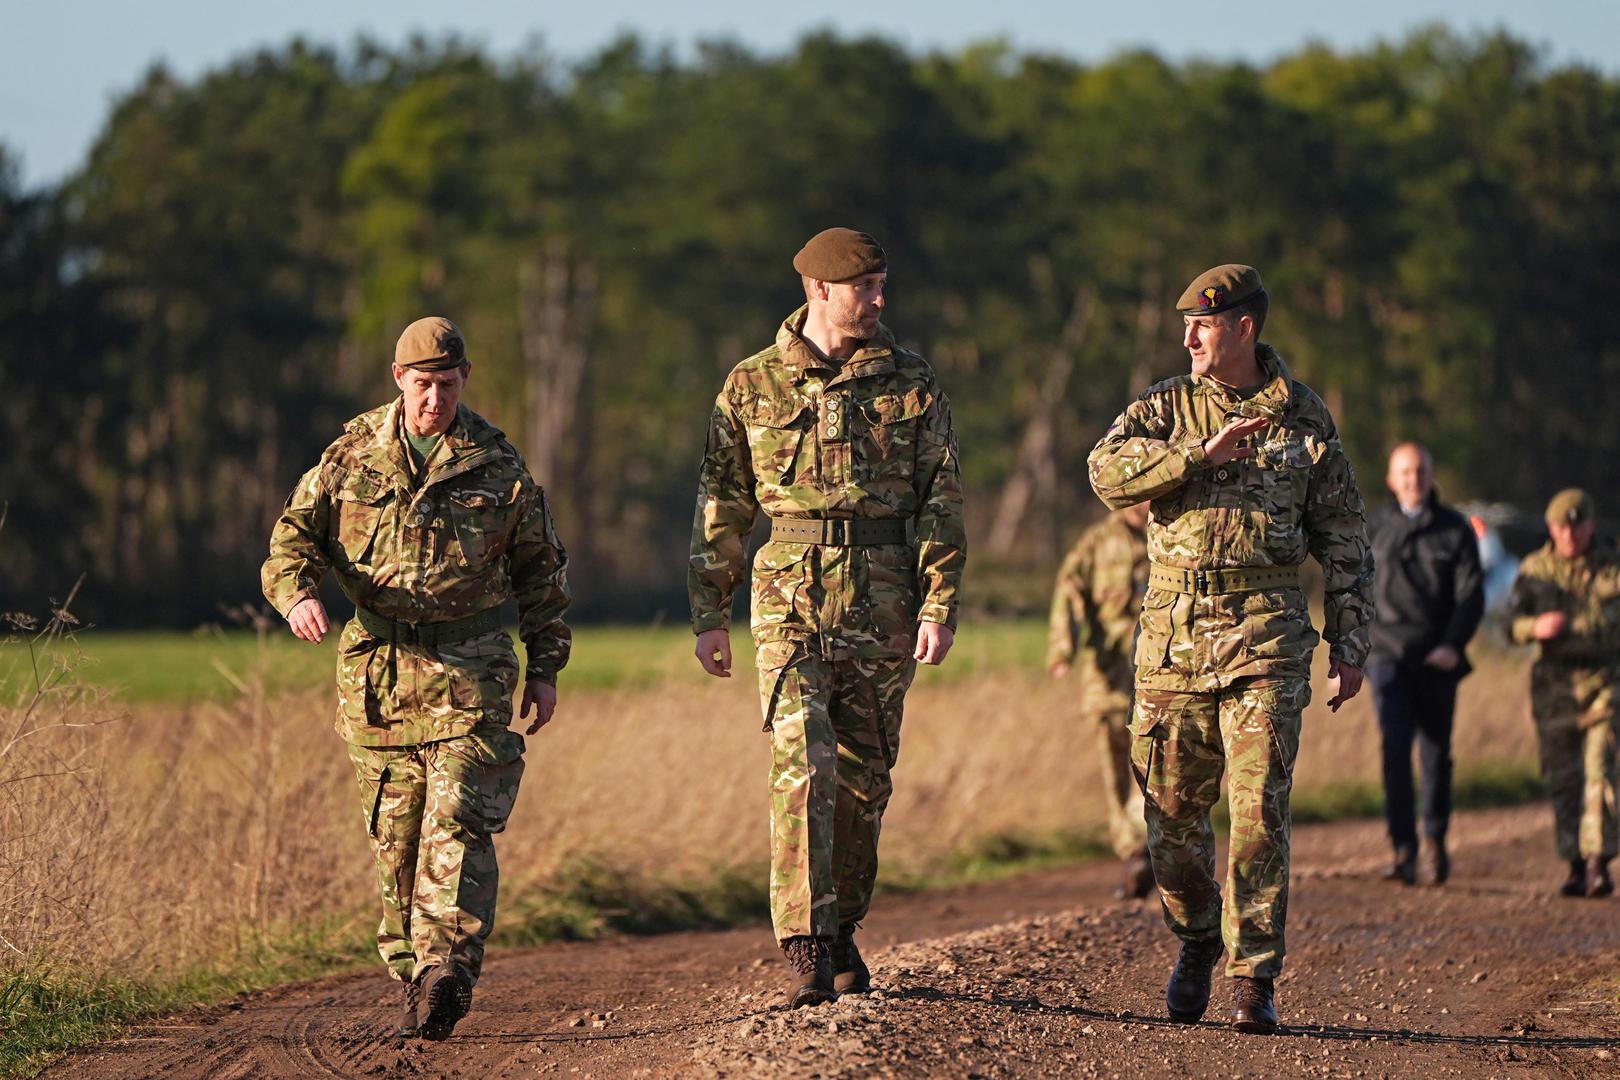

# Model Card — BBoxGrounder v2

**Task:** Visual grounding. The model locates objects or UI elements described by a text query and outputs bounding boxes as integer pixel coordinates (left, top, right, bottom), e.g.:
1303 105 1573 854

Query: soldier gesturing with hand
1088 265 1374 1035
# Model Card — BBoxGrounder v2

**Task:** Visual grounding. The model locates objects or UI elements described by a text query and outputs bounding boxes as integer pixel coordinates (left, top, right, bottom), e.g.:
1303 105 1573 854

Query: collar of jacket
775 304 898 381
1194 342 1292 423
347 399 503 487
1384 489 1440 528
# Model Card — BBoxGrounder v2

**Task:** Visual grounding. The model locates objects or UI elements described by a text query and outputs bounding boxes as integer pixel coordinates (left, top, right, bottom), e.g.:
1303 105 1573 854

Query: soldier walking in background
1367 443 1484 887
689 228 966 1007
1088 265 1374 1034
1507 489 1618 898
1047 503 1153 899
262 318 571 1040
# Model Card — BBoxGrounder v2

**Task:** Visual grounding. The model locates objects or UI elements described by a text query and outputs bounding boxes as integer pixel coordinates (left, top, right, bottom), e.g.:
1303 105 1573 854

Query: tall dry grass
0 630 1540 988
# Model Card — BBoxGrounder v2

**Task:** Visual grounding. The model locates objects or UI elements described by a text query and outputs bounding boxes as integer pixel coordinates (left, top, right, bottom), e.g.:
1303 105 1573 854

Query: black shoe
1382 844 1416 886
1165 937 1224 1023
1560 859 1587 897
1231 976 1278 1034
1586 856 1614 898
831 927 871 995
397 977 421 1038
1420 839 1450 886
782 936 835 1008
1114 854 1156 900
418 964 473 1041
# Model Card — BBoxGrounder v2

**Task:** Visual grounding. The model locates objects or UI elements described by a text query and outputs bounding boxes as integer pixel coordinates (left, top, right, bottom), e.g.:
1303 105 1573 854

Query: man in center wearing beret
1089 265 1374 1033
263 317 571 1040
689 228 966 1006
1506 488 1620 898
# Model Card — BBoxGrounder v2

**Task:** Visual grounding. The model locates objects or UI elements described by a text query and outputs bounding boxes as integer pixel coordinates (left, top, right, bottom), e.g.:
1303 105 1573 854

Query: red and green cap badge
1176 264 1265 316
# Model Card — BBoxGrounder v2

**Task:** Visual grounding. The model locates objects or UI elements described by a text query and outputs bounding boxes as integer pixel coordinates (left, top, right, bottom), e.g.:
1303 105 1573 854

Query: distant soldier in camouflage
262 317 570 1040
1507 488 1618 899
1047 503 1153 898
1088 265 1374 1034
689 228 966 1007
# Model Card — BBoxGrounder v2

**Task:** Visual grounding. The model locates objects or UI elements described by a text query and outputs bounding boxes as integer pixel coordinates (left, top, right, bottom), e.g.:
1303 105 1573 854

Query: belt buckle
1194 569 1209 593
829 519 847 545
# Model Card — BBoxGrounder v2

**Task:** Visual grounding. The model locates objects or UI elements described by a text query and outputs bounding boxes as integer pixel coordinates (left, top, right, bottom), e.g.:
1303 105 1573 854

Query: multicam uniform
1047 513 1150 862
262 399 570 985
1087 343 1373 979
1507 539 1620 863
689 305 966 943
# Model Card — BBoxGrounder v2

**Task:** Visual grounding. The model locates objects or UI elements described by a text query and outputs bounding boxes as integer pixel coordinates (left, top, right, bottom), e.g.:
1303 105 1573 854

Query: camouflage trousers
758 642 915 941
1534 720 1618 861
1094 708 1148 861
1130 678 1307 979
345 725 526 985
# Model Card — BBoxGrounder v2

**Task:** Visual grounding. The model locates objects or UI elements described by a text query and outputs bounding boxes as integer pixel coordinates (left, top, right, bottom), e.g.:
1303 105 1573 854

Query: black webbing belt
353 605 502 647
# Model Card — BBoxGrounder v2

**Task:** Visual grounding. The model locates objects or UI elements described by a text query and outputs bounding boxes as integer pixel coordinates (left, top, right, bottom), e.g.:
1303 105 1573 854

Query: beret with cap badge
792 227 887 283
394 316 468 371
1176 264 1265 316
1545 488 1595 525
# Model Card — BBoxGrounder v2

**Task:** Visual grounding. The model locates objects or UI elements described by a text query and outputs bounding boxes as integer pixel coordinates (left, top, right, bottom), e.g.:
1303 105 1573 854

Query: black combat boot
1585 856 1614 898
1115 853 1156 900
397 977 421 1038
782 936 836 1008
418 964 474 1041
1420 838 1450 886
1560 859 1587 897
832 926 871 995
1231 975 1278 1034
1382 844 1416 886
1165 936 1224 1023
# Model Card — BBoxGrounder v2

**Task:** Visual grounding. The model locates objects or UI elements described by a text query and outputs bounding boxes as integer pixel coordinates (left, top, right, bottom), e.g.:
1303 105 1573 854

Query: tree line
4 26 1618 627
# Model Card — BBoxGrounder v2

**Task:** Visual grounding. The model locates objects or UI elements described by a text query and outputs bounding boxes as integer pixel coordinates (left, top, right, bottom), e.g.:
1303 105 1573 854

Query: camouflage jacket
688 305 966 662
1508 538 1620 670
1087 344 1373 691
262 399 570 746
1047 513 1149 716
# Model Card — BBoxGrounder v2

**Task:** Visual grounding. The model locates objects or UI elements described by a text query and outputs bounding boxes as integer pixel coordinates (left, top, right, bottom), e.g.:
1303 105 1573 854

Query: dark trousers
1369 660 1459 850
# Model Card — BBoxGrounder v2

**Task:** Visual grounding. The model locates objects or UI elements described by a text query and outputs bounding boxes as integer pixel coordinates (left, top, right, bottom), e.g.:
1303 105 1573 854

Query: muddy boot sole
418 967 473 1041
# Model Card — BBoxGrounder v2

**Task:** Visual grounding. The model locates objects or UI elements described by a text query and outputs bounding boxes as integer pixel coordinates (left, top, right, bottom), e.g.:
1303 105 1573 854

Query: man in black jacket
1368 442 1485 886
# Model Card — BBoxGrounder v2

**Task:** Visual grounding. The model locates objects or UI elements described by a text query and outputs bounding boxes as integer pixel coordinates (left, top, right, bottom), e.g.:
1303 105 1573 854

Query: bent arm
1087 394 1206 510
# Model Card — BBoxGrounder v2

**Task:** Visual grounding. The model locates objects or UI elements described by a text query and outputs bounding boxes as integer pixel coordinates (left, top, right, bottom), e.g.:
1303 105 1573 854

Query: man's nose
1183 324 1197 348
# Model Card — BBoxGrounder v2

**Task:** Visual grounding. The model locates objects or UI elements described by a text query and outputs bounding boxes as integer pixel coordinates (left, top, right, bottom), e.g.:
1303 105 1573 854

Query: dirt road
48 805 1620 1078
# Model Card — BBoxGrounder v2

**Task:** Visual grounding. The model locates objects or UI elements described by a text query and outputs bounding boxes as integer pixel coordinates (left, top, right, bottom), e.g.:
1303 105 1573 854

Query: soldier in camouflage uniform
1088 265 1374 1034
1047 503 1153 898
1506 488 1618 899
689 228 966 1007
262 317 570 1040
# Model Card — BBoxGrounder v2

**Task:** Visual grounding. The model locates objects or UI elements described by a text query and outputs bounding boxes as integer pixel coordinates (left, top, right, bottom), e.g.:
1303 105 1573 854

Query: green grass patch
0 620 1053 705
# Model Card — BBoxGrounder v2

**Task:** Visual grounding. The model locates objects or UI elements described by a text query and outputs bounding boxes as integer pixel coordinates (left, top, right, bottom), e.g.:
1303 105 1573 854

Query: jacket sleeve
1441 521 1486 651
1506 555 1549 645
1046 543 1090 669
261 464 332 618
1087 391 1209 510
688 391 758 635
914 383 967 629
510 481 572 684
1303 433 1374 668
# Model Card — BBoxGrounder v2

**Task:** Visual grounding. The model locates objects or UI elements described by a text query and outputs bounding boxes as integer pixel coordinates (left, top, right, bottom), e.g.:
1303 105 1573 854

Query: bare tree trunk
987 287 1093 558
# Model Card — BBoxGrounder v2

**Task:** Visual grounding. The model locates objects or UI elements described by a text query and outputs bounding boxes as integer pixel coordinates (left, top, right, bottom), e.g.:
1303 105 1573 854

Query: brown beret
394 316 467 371
792 227 887 283
1545 488 1595 525
1176 264 1265 316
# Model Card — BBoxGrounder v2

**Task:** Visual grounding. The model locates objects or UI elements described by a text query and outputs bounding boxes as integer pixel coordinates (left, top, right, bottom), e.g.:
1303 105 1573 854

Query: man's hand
1423 644 1461 672
520 679 557 735
1326 658 1365 712
1049 660 1071 680
914 622 954 666
1203 416 1270 466
287 597 330 643
696 628 732 677
1533 611 1569 641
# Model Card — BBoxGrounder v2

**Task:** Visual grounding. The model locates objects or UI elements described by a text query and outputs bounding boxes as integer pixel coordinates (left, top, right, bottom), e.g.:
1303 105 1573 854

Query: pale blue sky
6 1 1617 189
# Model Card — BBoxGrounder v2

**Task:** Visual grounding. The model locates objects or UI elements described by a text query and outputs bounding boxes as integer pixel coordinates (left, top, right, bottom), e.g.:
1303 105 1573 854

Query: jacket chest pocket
448 483 520 570
331 468 394 566
1253 437 1311 547
740 396 812 485
857 389 930 483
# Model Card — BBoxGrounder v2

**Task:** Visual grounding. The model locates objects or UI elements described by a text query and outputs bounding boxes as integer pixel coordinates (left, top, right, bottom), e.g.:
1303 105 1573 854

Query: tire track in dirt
46 805 1620 1078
